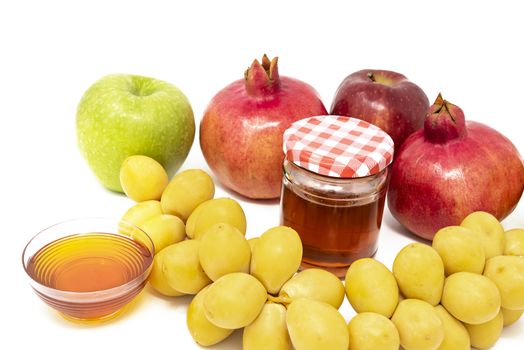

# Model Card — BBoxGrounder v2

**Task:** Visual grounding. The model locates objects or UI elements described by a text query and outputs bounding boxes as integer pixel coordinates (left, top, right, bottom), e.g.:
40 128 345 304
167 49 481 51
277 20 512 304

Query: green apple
76 74 195 192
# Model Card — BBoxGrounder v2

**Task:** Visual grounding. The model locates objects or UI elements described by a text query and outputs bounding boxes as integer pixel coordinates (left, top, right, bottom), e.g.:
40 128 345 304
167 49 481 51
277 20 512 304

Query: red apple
330 69 429 152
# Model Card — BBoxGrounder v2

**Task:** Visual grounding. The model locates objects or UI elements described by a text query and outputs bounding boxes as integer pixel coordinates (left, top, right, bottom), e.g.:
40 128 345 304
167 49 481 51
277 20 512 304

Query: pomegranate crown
424 93 467 143
244 54 281 96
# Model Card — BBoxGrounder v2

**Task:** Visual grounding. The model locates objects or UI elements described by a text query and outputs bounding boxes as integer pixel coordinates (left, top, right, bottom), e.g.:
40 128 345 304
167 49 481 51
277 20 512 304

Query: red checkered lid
283 115 394 178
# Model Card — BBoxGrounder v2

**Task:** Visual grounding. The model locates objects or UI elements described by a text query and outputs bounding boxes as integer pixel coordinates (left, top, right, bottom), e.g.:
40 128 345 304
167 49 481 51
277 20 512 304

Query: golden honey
280 160 389 277
26 232 153 320
281 184 386 275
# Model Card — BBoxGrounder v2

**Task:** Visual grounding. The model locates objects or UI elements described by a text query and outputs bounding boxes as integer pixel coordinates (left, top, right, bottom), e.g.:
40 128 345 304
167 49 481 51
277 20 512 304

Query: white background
2 1 524 349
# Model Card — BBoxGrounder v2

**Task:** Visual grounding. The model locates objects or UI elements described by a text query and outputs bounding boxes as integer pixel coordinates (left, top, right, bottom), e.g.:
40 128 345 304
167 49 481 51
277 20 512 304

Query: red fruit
388 94 524 240
330 69 429 153
200 55 327 199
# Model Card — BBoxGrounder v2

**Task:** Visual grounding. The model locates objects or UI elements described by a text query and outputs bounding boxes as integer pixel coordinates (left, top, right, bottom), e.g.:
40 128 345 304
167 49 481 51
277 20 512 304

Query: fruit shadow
145 284 193 311
382 208 431 245
217 183 280 206
204 329 242 349
500 319 524 339
146 284 244 350
49 287 153 329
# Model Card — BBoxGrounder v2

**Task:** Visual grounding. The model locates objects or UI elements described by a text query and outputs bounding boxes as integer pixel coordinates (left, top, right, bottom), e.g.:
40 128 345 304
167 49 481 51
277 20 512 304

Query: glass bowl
22 218 154 322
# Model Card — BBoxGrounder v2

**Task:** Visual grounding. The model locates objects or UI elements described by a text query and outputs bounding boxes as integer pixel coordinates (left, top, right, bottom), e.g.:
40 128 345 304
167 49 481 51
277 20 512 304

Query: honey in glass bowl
22 218 154 322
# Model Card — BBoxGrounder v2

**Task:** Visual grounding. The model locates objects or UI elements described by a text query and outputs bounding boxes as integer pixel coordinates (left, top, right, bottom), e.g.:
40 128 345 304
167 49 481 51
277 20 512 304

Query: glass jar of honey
280 115 394 277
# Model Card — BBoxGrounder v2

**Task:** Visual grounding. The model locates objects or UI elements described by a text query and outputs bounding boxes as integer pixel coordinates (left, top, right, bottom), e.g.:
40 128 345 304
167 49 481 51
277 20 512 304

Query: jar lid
283 115 394 178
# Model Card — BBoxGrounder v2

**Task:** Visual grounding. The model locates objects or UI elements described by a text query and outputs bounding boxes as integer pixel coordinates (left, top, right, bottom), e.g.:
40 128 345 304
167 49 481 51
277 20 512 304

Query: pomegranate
200 55 327 199
388 94 524 240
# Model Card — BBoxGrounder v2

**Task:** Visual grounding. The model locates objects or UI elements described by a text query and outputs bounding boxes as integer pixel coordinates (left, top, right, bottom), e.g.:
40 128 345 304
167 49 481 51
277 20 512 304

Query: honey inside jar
281 161 388 277
280 115 394 277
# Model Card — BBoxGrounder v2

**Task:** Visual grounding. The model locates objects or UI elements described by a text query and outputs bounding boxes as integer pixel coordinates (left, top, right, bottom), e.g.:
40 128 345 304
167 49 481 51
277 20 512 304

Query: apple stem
424 93 467 144
367 72 376 82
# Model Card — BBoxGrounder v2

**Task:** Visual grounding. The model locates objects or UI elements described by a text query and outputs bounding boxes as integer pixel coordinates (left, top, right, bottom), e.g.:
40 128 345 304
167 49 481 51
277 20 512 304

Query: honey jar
280 115 394 277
